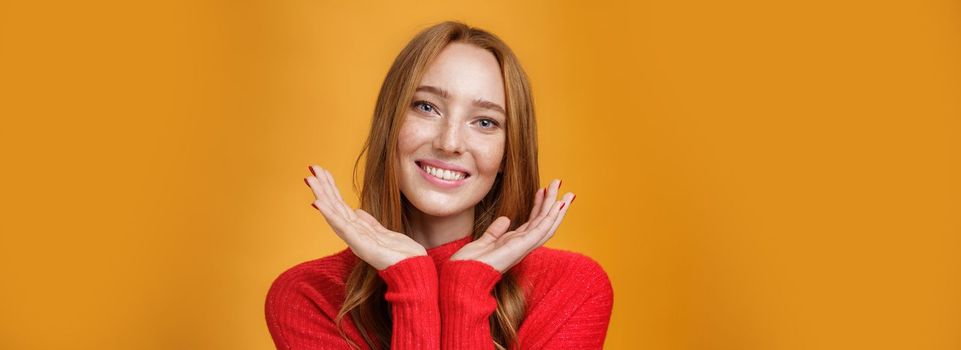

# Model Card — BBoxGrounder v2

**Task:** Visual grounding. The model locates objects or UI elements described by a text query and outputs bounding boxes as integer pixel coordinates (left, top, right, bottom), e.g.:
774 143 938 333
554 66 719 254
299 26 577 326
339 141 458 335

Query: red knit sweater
264 235 614 349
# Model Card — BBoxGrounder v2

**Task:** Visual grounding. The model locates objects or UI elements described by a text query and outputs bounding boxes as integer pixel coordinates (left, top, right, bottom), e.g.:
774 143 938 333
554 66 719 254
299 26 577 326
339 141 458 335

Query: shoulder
516 246 614 300
512 247 615 348
264 249 361 348
264 248 356 316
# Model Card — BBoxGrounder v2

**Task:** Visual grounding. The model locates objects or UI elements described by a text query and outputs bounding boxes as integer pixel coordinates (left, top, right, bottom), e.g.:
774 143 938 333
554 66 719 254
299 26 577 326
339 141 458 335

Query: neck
407 206 474 249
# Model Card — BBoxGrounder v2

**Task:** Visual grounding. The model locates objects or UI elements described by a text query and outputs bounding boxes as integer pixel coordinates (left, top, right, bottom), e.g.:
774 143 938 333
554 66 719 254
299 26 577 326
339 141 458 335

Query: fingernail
560 202 566 210
572 194 576 203
311 203 318 209
304 178 310 187
559 179 563 188
308 165 316 176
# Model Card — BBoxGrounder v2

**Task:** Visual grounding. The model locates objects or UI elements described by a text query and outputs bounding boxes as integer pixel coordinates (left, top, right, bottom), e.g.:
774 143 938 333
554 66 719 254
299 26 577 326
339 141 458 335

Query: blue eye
477 118 500 129
413 100 438 114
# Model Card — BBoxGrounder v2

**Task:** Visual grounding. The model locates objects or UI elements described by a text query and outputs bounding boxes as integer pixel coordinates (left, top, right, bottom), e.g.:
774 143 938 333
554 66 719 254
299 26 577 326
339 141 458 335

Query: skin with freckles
305 42 574 273
397 42 508 248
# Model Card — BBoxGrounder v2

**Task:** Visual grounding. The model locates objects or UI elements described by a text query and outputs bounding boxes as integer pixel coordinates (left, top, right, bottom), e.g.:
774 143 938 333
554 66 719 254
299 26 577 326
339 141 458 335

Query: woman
265 21 613 350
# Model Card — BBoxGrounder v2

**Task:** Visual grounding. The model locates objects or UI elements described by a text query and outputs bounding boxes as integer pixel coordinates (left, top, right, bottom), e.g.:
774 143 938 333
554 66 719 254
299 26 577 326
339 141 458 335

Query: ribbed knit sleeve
265 253 443 350
437 259 503 349
376 255 441 350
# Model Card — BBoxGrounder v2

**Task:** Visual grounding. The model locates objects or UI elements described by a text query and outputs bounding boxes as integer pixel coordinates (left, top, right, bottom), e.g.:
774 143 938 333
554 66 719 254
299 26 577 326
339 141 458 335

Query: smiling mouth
415 161 471 182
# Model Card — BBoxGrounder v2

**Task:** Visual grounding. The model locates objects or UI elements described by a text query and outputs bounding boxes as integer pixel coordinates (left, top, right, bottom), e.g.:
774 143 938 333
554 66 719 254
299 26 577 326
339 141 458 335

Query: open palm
450 179 574 273
306 165 426 270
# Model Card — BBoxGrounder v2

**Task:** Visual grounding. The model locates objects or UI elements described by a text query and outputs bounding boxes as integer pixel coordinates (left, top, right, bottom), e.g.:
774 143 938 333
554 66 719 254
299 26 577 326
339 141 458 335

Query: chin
406 191 473 217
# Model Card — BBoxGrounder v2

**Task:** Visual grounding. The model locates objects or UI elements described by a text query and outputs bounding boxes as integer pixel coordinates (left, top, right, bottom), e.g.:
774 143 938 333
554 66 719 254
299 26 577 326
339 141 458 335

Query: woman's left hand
449 179 574 273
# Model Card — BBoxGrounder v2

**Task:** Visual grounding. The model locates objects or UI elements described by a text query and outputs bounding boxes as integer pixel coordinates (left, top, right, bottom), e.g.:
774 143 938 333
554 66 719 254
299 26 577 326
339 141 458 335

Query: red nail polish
308 166 316 176
572 194 576 203
559 180 563 188
560 202 566 210
311 203 318 209
304 178 310 187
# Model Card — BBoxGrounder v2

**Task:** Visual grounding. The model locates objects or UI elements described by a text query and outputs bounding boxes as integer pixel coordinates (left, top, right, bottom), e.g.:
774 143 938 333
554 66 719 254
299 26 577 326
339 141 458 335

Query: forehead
418 42 505 107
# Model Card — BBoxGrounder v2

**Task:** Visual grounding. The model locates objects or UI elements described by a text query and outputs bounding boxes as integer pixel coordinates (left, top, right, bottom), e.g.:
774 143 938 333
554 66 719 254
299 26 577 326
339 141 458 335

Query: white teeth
420 163 466 181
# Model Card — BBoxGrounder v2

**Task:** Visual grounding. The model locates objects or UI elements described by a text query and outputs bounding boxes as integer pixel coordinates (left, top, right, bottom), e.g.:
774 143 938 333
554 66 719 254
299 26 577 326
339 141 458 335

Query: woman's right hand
305 165 427 270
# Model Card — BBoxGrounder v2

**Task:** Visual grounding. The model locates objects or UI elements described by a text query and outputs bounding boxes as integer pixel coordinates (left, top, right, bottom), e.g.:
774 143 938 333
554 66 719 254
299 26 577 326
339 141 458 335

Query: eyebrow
415 85 506 115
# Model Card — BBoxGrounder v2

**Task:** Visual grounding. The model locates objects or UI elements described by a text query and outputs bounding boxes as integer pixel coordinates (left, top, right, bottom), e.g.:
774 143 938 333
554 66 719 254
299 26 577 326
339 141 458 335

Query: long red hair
338 21 540 350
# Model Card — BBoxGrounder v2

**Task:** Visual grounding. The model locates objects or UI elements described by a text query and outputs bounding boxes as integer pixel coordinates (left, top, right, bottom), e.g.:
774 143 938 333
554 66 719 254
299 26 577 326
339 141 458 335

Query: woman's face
396 42 507 218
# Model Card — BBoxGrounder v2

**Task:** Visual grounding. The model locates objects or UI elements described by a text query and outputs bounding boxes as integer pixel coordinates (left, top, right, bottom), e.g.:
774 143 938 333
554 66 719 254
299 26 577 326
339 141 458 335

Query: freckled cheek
470 139 505 175
397 119 433 155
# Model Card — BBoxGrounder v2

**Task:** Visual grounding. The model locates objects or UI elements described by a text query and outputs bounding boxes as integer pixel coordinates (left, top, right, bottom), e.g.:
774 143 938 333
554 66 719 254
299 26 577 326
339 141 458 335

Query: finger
517 187 547 232
480 216 511 242
307 174 352 223
314 167 342 214
527 199 566 246
324 168 357 220
526 179 561 232
312 198 361 247
516 222 529 232
305 176 325 200
308 174 352 226
324 168 346 205
307 165 334 204
538 193 574 247
498 199 562 247
527 187 545 223
538 179 561 221
313 166 352 220
305 165 326 201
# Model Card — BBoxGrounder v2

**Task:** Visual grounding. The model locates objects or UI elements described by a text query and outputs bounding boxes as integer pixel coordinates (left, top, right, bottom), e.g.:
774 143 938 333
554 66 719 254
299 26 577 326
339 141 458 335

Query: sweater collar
425 234 474 265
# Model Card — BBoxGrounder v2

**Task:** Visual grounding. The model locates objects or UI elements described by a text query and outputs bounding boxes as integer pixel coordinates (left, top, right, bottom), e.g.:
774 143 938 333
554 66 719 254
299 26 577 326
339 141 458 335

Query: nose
434 119 465 154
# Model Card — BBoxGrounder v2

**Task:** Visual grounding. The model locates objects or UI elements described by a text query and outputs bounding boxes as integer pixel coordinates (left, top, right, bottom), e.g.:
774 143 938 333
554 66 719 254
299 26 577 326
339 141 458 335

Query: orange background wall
1 1 959 349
